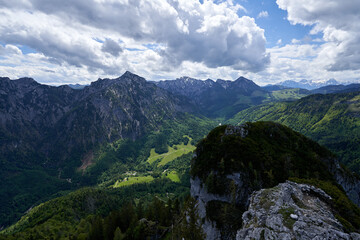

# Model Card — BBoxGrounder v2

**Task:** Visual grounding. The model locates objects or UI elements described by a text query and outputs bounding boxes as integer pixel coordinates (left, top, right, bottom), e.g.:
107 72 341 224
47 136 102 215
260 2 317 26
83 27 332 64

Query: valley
1 72 360 239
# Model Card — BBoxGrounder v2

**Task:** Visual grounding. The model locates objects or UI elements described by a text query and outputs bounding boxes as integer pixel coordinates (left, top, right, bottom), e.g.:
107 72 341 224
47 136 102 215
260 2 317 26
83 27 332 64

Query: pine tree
174 196 205 240
113 227 125 240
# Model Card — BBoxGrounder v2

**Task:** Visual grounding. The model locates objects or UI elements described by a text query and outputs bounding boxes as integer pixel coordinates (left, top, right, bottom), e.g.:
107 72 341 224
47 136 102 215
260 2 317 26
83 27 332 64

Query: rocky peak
120 71 146 84
232 76 262 94
237 181 360 240
16 77 38 85
216 79 231 89
191 122 360 239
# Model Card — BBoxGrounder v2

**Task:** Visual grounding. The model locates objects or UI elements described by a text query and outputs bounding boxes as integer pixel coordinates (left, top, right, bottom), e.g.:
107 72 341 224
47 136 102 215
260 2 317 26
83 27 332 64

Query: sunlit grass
113 176 154 188
146 136 195 167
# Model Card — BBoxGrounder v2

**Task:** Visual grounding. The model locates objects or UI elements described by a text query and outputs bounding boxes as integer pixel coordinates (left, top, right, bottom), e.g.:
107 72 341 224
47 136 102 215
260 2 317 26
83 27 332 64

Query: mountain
154 76 268 118
191 123 360 239
228 91 360 173
1 71 195 167
311 83 360 94
67 83 88 89
261 84 290 91
0 71 205 227
275 79 342 90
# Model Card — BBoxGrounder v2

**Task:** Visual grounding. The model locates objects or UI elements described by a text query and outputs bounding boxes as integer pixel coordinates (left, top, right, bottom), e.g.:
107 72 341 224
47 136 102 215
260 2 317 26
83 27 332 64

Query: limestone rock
237 181 360 240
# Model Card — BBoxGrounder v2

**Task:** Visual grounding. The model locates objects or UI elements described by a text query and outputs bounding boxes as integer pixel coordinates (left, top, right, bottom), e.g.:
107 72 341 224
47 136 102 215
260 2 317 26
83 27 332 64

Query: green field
113 176 154 188
165 171 180 182
147 136 196 167
270 88 309 100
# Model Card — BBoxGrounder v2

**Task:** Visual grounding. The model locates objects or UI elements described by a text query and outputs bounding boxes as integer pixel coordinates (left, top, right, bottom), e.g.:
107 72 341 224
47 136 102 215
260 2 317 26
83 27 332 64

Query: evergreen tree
88 216 104 240
174 196 205 240
113 227 125 240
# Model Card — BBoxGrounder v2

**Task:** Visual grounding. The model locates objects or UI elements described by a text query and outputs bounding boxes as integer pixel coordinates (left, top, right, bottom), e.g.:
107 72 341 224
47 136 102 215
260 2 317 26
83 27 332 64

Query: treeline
86 196 204 240
1 195 205 240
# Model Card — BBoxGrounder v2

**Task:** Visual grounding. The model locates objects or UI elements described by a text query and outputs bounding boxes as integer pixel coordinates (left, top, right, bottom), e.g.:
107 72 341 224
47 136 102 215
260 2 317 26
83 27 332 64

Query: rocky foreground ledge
237 181 360 240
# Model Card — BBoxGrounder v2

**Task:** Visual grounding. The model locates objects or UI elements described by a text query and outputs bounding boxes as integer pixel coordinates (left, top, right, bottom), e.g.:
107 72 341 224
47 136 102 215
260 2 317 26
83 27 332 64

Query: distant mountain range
67 84 88 89
273 79 342 90
154 76 268 118
310 83 360 94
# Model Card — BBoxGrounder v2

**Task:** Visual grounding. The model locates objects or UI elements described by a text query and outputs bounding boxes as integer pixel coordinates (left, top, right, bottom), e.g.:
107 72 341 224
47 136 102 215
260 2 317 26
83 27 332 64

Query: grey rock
237 181 358 240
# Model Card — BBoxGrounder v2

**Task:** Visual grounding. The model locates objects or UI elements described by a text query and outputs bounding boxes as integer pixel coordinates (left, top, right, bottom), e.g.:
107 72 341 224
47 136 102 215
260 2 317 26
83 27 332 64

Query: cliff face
190 123 360 239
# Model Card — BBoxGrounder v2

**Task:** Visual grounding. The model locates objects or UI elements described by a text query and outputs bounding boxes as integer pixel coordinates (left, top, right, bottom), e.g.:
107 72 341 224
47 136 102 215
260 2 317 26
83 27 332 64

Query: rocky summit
190 122 360 240
237 181 360 240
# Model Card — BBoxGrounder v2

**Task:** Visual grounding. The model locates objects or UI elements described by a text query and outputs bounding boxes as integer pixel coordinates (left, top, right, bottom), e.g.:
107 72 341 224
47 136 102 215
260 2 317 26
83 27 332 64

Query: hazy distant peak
277 79 343 90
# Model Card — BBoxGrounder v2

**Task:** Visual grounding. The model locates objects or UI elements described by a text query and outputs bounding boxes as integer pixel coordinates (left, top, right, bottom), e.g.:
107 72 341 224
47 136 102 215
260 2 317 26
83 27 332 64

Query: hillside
310 84 360 94
228 92 360 173
191 122 360 239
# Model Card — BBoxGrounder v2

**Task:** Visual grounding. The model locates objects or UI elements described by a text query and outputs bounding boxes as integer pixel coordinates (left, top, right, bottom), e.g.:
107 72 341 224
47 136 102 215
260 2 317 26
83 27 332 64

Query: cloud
257 11 269 19
277 0 360 71
0 0 270 81
0 44 22 56
102 39 123 57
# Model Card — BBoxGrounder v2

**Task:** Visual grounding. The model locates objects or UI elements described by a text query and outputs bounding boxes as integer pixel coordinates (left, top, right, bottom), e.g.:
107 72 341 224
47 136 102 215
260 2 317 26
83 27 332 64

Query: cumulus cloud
257 11 269 19
277 0 360 71
0 0 269 83
0 44 22 56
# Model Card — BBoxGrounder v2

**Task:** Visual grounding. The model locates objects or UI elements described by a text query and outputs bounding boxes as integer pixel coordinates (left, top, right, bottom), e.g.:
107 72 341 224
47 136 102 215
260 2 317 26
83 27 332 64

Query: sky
0 0 359 85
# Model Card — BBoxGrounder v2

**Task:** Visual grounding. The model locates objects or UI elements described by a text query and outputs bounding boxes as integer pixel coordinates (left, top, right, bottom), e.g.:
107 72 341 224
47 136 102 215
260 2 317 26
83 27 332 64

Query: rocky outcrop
237 181 360 240
190 123 360 239
324 157 360 206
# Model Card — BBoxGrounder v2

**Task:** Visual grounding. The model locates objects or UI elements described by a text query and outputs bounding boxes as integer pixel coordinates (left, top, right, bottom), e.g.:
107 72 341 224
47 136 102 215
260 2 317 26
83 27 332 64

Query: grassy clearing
271 88 309 100
113 176 154 188
146 136 196 167
166 171 180 182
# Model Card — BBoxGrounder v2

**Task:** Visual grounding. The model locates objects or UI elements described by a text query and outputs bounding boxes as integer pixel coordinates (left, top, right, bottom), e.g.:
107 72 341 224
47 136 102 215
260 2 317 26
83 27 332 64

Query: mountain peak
17 77 37 83
235 76 249 82
120 71 146 83
121 71 137 78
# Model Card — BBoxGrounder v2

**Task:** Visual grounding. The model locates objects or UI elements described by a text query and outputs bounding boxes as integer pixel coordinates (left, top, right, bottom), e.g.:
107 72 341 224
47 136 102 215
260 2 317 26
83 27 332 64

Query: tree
113 227 125 240
174 196 205 240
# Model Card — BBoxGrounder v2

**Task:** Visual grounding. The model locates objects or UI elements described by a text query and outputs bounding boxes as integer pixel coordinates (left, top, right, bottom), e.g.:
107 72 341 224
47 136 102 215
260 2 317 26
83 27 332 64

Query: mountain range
1 71 360 239
273 78 342 90
154 76 268 118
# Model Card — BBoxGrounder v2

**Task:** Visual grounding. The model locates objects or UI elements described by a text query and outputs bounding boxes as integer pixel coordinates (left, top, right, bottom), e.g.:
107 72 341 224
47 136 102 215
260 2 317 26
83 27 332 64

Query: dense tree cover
82 114 214 186
228 92 360 174
0 178 199 239
0 113 215 228
192 122 334 188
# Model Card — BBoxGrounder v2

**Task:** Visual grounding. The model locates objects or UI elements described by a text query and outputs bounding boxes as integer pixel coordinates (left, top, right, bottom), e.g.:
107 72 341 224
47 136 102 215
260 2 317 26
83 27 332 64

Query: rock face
190 177 223 240
323 157 360 207
237 181 360 240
